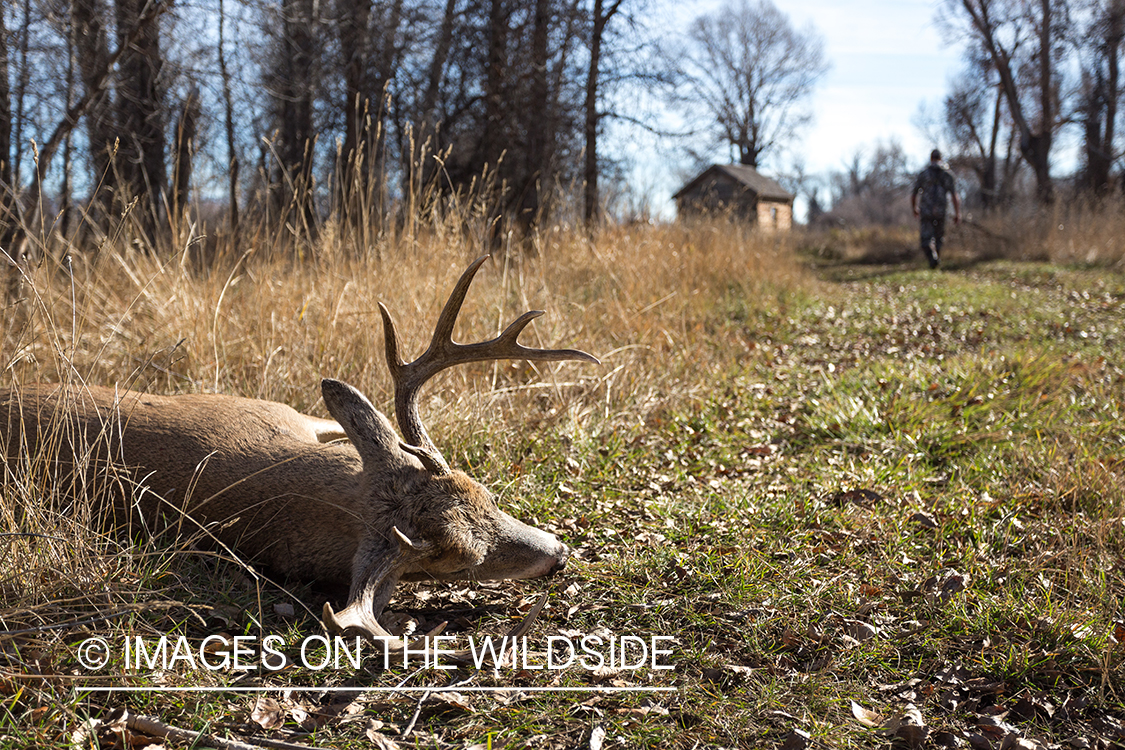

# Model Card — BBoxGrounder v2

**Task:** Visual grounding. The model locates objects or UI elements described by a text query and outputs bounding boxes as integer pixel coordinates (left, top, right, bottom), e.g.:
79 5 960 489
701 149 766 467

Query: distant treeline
0 0 646 253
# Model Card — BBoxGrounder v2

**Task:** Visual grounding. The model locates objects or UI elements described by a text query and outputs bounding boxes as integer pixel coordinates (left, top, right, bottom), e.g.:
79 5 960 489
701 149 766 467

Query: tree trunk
1106 2 1122 191
61 11 78 237
960 0 1054 203
337 0 372 227
171 87 199 221
584 0 622 226
1085 0 1123 195
521 0 551 221
370 0 404 187
0 7 17 312
1032 0 1053 203
583 0 604 226
976 81 1003 209
218 0 239 234
115 0 167 245
72 0 116 226
11 0 32 189
412 0 458 191
482 0 509 173
275 0 318 236
0 7 16 245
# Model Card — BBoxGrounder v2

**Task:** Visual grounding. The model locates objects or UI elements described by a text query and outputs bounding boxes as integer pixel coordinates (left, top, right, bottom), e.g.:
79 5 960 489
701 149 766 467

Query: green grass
2 230 1124 748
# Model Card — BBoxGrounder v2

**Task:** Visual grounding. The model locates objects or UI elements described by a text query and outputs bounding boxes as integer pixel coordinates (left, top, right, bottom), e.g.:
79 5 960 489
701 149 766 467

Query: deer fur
0 256 597 640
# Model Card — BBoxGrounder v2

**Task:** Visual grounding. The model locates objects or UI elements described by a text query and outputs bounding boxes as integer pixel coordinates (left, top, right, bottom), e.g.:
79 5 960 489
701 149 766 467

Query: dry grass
801 199 1125 270
2 203 1123 748
3 215 804 437
1 214 808 746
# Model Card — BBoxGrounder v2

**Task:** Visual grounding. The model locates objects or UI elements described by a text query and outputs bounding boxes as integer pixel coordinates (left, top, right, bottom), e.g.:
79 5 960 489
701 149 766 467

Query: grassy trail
2 238 1123 748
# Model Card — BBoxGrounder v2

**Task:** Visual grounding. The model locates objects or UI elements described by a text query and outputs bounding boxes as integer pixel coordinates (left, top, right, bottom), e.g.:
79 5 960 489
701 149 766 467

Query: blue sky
633 0 965 214
785 0 962 173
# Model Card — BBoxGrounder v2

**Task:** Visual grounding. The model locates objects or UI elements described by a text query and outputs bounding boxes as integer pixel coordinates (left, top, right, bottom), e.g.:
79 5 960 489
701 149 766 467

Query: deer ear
321 379 412 470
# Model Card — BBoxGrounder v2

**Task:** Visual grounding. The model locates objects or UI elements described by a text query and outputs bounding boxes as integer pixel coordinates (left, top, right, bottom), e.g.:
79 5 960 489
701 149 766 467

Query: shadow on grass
801 223 1030 283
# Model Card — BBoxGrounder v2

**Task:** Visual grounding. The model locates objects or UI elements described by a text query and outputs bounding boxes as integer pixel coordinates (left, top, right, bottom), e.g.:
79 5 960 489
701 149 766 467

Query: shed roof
673 163 795 203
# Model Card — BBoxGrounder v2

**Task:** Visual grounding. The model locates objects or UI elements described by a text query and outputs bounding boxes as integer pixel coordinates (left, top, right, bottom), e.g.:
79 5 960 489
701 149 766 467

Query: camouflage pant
919 215 946 266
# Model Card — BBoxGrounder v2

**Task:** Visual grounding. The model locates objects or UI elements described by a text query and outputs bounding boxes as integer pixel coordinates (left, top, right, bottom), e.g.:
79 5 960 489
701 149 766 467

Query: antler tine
428 254 492 351
323 527 448 651
380 254 599 464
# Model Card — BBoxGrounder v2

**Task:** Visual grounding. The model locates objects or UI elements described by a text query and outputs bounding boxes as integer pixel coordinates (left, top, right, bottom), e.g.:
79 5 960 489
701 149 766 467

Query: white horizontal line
78 686 677 693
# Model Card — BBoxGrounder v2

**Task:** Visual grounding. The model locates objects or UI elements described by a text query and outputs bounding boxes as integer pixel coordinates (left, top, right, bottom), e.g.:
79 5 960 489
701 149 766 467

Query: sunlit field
2 208 1123 748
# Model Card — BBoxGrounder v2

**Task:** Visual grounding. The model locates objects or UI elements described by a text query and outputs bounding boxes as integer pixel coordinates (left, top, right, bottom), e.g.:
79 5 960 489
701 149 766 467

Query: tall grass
3 214 805 437
1 210 805 603
801 199 1125 268
0 205 810 741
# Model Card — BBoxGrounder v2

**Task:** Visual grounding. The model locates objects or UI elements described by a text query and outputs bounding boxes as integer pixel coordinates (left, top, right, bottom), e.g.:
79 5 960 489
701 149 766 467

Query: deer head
322 255 598 642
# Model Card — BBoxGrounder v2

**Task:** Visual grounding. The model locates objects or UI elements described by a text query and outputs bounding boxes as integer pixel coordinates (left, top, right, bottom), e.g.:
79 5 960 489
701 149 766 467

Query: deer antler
379 254 599 472
322 526 448 651
322 525 551 666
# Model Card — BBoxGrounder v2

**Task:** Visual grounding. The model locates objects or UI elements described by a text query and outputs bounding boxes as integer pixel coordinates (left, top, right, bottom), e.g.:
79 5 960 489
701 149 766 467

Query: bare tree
267 0 321 236
217 0 239 234
71 0 115 227
1 6 15 309
583 0 624 225
336 0 405 234
480 0 512 179
1076 0 1124 194
0 5 20 256
942 56 1019 209
9 0 30 191
824 141 913 226
115 0 168 243
672 0 827 169
1 8 13 227
522 0 553 219
171 86 198 220
0 0 670 253
945 0 1065 204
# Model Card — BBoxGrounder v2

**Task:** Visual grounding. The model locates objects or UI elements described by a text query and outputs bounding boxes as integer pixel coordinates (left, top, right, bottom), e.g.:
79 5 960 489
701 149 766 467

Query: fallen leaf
911 511 938 528
1111 621 1125 644
726 664 755 678
899 620 928 636
250 696 284 731
364 724 400 750
879 704 929 747
613 705 670 717
859 583 884 598
843 619 878 641
965 731 992 749
931 730 967 748
829 488 884 507
430 691 473 714
591 666 622 682
851 700 882 727
779 728 811 750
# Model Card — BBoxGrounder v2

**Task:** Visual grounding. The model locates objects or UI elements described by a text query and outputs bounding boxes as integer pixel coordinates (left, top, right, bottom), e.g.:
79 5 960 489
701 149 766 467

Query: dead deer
0 255 597 646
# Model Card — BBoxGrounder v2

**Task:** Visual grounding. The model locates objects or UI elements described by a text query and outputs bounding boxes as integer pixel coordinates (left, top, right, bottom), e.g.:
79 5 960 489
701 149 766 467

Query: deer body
0 256 596 640
3 384 365 583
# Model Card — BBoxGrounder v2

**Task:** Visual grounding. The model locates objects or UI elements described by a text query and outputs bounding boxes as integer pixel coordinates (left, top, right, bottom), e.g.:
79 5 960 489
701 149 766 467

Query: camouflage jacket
912 164 955 218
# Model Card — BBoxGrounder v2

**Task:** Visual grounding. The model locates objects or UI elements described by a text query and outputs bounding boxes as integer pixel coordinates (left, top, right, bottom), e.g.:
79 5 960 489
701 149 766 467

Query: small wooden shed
673 164 795 231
